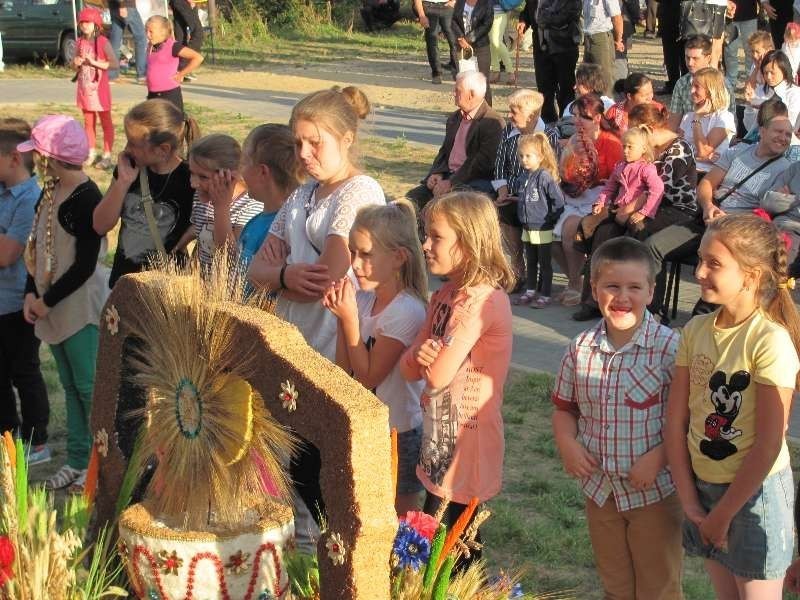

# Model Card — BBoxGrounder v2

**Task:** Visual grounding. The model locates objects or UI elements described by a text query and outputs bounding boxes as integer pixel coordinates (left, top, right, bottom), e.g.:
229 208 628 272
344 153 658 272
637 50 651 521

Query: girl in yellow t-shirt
666 214 800 596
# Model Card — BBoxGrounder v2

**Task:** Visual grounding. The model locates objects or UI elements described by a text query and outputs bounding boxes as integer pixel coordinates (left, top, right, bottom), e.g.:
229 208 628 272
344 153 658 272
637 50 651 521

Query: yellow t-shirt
676 309 799 484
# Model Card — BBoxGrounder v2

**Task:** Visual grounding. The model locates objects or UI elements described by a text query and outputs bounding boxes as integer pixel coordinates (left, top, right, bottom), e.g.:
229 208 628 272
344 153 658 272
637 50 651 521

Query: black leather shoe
572 305 602 321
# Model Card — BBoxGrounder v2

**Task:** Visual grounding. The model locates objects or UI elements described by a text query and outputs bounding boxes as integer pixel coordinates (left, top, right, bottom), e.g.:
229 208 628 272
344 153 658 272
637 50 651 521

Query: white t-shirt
269 176 385 360
356 290 426 433
191 192 263 269
679 109 736 172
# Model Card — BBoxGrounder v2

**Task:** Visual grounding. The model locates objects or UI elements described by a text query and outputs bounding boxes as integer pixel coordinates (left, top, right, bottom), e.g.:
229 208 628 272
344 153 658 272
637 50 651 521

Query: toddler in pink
593 125 664 233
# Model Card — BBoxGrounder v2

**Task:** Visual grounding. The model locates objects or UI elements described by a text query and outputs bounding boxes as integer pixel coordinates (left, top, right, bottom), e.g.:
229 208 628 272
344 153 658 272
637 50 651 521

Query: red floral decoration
0 536 15 584
401 511 438 541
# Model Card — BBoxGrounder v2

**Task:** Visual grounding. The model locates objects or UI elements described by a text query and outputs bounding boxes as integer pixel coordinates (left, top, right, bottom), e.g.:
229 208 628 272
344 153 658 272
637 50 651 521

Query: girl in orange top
400 191 514 567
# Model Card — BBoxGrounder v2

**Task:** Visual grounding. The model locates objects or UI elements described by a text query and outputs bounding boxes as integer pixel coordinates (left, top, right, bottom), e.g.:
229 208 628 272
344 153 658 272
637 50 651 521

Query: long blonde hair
518 133 559 183
424 191 516 291
352 199 428 303
705 214 800 388
692 67 730 113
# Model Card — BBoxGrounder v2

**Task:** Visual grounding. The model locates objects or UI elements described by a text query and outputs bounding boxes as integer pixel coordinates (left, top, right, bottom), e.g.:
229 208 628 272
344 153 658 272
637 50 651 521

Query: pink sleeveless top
146 37 180 93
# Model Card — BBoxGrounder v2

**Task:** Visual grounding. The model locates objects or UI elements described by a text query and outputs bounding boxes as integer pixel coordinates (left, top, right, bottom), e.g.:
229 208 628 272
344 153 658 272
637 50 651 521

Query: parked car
0 0 108 64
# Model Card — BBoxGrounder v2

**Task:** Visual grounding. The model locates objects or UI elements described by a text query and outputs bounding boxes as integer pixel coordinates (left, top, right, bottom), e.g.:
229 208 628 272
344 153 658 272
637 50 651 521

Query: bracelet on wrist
279 264 288 290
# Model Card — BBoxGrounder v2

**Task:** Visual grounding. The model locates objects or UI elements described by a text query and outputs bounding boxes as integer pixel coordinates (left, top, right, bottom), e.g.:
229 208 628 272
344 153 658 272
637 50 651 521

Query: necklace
144 165 177 203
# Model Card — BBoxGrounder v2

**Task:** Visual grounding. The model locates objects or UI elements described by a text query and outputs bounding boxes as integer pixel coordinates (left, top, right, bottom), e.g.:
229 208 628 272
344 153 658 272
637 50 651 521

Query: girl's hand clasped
322 277 357 322
415 338 442 368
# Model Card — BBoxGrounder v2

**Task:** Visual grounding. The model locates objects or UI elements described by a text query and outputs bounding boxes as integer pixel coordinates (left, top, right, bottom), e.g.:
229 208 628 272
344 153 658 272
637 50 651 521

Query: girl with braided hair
19 115 107 493
666 214 800 597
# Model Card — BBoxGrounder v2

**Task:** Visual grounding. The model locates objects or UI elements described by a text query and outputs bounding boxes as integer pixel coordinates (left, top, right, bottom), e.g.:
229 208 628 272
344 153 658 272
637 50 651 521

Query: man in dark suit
406 71 505 212
517 0 582 124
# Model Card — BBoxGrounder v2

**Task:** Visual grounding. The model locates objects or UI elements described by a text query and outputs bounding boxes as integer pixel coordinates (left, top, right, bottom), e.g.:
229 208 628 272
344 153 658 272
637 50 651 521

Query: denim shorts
683 465 795 580
398 425 424 495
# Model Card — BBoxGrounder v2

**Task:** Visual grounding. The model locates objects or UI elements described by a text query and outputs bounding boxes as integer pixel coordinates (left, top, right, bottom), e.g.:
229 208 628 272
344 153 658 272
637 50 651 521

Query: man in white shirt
582 0 625 96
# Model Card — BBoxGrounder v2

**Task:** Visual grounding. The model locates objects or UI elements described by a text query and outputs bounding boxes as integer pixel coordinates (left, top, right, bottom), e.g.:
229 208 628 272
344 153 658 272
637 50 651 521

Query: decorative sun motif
279 381 298 412
94 428 109 458
104 304 120 335
326 532 346 565
175 378 203 439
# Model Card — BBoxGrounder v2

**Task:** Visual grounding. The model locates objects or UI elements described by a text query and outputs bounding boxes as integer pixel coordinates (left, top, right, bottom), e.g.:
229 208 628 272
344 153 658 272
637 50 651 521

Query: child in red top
73 7 117 170
144 15 203 113
400 191 514 567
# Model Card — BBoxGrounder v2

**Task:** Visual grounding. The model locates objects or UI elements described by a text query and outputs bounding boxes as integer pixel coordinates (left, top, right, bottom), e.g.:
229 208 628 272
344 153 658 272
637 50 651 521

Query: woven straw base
118 501 294 599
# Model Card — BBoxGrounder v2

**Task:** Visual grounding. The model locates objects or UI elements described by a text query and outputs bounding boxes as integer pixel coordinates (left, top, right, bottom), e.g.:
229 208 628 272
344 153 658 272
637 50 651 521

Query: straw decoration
437 496 478 568
120 251 296 529
3 431 15 470
14 438 27 525
84 442 100 508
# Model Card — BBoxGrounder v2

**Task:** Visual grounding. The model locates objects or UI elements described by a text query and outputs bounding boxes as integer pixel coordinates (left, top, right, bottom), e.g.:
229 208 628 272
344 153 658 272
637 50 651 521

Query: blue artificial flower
392 523 431 570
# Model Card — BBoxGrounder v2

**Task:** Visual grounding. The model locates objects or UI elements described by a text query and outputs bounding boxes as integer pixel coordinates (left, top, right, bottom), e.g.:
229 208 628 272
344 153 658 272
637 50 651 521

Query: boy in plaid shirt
552 237 683 599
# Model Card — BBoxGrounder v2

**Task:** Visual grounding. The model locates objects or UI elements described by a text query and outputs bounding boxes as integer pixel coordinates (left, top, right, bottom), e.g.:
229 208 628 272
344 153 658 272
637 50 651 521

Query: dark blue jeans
109 7 147 80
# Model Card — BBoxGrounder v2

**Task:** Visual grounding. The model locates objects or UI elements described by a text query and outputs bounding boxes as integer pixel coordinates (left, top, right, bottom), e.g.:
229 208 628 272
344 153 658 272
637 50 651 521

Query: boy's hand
415 339 442 368
628 448 661 490
591 203 603 215
23 293 38 324
556 437 599 479
699 506 731 551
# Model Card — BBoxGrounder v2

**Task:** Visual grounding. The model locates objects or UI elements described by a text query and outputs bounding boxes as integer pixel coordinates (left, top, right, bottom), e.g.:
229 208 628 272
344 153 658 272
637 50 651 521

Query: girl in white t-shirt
323 199 428 515
678 67 736 173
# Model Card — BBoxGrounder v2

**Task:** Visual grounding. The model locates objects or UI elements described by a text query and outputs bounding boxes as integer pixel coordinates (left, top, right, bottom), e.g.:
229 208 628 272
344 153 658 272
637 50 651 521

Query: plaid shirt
552 311 678 511
670 71 736 116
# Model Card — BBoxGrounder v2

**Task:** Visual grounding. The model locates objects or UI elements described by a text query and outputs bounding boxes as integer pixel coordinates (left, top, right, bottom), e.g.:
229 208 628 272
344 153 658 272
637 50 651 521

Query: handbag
458 47 478 74
679 0 714 38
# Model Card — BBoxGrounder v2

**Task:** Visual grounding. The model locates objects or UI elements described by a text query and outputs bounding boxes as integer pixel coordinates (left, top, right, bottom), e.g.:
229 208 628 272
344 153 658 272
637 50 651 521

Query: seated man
361 0 400 32
406 71 505 212
647 97 793 317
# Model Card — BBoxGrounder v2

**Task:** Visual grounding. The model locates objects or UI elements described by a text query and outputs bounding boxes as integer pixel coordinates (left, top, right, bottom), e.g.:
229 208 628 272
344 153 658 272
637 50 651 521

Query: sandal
44 464 82 490
512 290 538 305
561 289 582 307
67 470 88 495
531 295 552 309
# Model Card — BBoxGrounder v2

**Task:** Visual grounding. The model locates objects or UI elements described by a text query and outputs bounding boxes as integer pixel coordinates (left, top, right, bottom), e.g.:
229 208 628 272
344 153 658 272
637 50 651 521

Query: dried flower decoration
104 304 120 336
279 381 298 412
94 428 109 458
157 549 183 575
225 549 250 575
326 532 346 565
